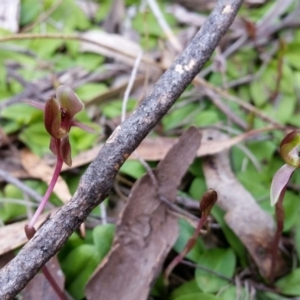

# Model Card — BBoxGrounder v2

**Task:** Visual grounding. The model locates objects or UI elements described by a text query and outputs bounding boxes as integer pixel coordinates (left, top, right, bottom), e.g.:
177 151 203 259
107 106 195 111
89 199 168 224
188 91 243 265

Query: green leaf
58 232 85 260
189 158 204 178
237 169 269 200
227 49 257 79
70 125 99 152
0 103 42 125
189 177 207 200
195 248 236 293
51 0 90 31
20 0 40 25
95 1 111 22
19 122 50 156
102 99 136 118
75 83 108 102
93 224 115 258
249 61 294 106
173 219 205 262
294 217 300 261
276 96 296 124
256 291 291 300
282 191 300 232
0 185 26 222
249 78 268 106
61 244 96 284
120 160 146 179
173 293 222 300
247 140 277 163
151 275 166 297
132 8 176 38
162 103 196 131
276 268 300 296
66 245 101 300
217 285 247 300
75 53 104 72
62 224 115 299
193 110 220 127
29 38 62 58
67 251 110 297
211 206 246 265
169 279 201 300
286 43 300 70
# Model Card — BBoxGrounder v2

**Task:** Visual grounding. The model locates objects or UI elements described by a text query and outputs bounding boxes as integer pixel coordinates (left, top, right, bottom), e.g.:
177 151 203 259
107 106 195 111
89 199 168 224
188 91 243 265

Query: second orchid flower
270 131 300 206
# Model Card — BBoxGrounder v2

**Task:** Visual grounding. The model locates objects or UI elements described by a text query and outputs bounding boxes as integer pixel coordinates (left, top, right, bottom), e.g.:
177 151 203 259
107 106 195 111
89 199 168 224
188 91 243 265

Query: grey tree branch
0 0 243 297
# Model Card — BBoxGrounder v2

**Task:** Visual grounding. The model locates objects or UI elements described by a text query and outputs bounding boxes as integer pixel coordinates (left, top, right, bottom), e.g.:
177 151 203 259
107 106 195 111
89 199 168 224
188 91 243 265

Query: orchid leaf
195 248 236 293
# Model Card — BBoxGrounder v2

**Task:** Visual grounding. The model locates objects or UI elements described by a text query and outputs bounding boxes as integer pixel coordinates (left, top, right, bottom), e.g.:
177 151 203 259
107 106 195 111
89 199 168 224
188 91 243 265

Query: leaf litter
201 129 284 280
0 0 300 298
85 127 201 300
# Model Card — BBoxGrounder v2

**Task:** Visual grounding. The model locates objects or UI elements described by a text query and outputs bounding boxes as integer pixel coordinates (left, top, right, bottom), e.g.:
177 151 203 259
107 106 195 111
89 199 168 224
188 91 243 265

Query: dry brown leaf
20 149 72 203
80 30 143 66
85 127 201 300
21 256 65 300
0 209 58 256
201 129 284 279
0 149 28 179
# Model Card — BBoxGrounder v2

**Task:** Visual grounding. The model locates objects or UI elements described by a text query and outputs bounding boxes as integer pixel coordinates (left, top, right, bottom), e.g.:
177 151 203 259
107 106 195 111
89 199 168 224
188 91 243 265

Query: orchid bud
279 130 300 168
199 188 218 217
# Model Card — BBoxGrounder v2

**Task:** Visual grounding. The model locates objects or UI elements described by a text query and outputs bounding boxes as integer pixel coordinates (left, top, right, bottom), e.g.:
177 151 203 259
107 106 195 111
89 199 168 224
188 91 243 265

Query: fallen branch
0 0 243 297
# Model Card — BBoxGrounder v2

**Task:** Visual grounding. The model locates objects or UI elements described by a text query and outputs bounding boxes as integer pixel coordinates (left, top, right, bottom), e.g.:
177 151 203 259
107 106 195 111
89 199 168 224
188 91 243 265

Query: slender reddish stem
28 155 63 228
164 215 208 284
270 187 285 283
25 139 68 300
42 265 68 300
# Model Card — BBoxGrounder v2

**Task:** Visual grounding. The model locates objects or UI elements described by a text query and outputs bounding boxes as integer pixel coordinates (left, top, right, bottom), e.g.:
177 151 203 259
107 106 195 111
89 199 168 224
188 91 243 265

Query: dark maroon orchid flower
26 85 94 166
24 85 96 299
25 85 95 231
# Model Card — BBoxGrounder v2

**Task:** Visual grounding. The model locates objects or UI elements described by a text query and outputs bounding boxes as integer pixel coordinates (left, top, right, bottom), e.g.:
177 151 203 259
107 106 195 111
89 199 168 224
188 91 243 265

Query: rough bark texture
0 0 243 297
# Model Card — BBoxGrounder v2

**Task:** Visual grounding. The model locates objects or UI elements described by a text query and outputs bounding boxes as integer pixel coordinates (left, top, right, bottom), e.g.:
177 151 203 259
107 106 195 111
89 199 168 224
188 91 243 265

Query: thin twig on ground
0 169 43 204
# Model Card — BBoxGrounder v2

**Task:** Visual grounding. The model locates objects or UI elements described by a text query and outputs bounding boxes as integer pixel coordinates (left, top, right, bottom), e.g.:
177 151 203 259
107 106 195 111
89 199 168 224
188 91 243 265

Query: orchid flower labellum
270 130 300 206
